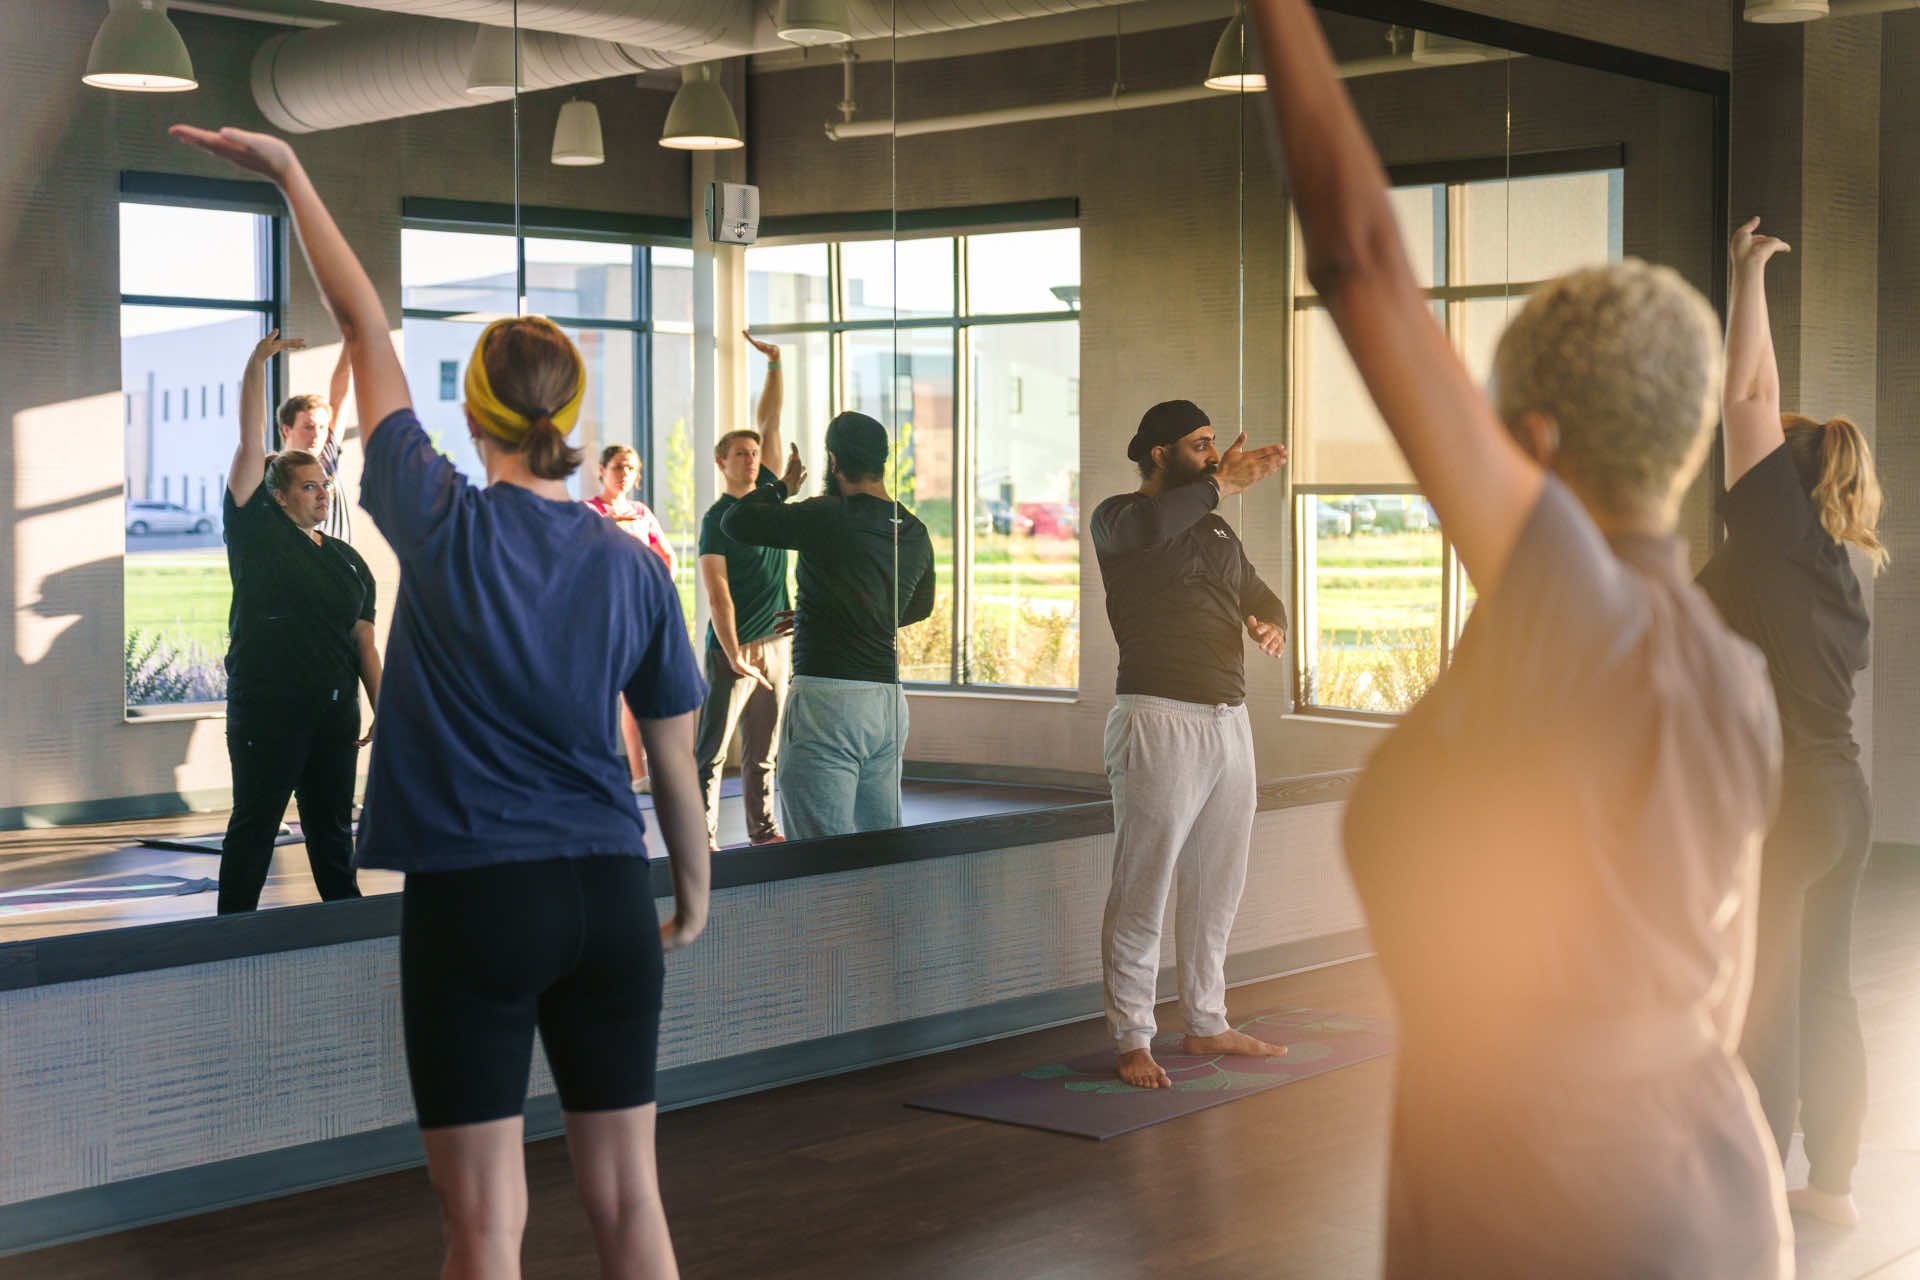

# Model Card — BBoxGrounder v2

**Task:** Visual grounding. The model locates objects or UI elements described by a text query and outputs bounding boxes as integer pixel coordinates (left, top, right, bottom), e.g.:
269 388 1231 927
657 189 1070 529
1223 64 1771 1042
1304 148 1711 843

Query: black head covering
1127 400 1210 462
825 411 890 476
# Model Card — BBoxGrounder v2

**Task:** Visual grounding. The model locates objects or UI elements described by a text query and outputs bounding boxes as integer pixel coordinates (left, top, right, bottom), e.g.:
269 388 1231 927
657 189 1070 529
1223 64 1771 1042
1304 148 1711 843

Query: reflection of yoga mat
0 874 218 916
137 821 354 854
1787 1140 1920 1280
908 1008 1393 1140
636 778 742 811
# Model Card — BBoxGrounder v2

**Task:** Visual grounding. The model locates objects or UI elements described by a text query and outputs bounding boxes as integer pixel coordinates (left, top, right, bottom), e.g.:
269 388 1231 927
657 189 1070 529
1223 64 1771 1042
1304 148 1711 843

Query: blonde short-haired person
1251 2 1789 1276
276 342 355 542
1698 217 1887 1230
173 122 711 1280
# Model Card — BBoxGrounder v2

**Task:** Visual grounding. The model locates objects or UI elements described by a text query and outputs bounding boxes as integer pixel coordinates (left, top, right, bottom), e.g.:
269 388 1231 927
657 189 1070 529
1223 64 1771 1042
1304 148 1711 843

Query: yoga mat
0 873 218 916
1787 1140 1920 1280
137 821 354 854
908 1008 1393 1140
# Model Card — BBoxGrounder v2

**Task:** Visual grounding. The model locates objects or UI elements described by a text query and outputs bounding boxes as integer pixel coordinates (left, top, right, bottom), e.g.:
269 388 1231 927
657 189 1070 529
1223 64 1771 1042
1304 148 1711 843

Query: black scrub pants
219 691 362 914
1740 757 1874 1193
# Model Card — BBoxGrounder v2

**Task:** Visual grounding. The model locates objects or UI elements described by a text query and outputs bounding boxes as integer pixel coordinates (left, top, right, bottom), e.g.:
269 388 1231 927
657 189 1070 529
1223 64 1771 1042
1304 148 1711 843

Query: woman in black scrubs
218 330 380 914
1698 217 1886 1228
1250 2 1789 1275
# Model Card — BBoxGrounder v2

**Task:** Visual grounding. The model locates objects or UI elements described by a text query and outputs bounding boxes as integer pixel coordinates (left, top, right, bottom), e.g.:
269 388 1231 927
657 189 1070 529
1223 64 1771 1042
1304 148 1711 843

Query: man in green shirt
694 332 806 848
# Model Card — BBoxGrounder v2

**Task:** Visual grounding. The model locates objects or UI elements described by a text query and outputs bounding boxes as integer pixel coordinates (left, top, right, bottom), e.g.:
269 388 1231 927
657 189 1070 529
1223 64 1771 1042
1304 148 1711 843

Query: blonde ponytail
1784 414 1889 574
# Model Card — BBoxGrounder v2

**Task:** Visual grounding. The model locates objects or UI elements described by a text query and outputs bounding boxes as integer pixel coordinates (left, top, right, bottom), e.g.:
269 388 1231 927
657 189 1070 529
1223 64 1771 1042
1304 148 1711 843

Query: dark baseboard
902 760 1110 794
0 788 234 832
0 930 1372 1256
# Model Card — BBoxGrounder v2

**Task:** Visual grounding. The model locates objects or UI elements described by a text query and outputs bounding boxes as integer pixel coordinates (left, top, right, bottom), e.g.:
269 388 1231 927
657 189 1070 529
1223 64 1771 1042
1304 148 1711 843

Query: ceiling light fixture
1743 0 1830 20
465 24 517 99
776 0 853 46
83 0 197 93
551 99 605 166
1204 12 1266 91
660 63 744 151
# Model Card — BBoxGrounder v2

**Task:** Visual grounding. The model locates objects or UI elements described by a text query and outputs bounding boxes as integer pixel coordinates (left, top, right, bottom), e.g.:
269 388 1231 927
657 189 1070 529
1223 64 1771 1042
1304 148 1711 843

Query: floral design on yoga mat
1022 1009 1384 1094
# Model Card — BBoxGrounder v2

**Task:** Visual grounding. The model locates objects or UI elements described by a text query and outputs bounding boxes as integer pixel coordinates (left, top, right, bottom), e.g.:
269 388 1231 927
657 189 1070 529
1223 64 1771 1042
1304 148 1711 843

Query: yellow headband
464 316 587 444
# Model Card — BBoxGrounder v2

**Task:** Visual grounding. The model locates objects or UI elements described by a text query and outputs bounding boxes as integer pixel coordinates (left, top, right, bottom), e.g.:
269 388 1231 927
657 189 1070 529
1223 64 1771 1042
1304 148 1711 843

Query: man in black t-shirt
722 410 935 839
1090 400 1288 1089
692 333 807 848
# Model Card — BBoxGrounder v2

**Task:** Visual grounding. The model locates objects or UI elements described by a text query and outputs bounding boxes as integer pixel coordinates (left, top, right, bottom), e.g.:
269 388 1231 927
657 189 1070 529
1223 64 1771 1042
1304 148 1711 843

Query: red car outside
1016 501 1078 539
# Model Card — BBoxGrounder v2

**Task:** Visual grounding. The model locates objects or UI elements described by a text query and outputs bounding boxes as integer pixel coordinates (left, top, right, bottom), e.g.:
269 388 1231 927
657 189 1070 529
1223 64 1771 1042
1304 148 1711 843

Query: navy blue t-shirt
354 409 706 872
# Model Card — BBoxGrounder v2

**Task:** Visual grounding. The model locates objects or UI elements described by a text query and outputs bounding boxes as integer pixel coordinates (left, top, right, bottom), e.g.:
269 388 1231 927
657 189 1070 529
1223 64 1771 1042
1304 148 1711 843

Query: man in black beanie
1092 399 1290 1088
722 410 936 838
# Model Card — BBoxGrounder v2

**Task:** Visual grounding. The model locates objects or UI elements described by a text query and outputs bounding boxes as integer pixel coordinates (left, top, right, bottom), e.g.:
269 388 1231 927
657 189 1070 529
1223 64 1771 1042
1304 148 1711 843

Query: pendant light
1204 12 1265 92
465 24 517 99
83 0 196 93
660 63 744 151
776 0 853 46
1743 0 1829 20
551 99 605 166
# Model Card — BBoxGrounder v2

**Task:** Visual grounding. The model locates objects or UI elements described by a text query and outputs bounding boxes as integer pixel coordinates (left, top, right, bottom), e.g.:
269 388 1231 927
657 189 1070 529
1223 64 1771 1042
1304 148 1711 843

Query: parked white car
126 500 214 536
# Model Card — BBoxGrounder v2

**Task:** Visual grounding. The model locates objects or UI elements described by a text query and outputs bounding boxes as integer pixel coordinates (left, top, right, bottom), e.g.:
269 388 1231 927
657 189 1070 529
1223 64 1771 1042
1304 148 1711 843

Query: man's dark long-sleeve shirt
721 479 935 684
1091 478 1286 706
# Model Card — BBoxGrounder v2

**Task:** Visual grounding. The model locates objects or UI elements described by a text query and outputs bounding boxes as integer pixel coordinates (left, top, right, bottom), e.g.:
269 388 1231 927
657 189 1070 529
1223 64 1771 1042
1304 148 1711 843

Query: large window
1291 166 1621 715
400 224 697 630
746 227 1080 691
120 196 281 714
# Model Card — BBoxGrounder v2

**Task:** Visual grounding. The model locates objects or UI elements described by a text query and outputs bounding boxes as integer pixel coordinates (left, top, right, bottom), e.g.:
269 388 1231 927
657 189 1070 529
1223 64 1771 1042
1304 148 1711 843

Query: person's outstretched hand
1730 216 1790 272
1246 615 1287 660
743 330 780 360
780 443 807 494
170 124 300 185
248 329 306 367
1213 433 1289 497
728 648 774 692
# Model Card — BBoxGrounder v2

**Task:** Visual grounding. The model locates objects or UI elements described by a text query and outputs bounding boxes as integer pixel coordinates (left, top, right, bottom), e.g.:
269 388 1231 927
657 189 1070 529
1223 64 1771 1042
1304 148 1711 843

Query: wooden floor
0 779 1098 945
12 850 1920 1279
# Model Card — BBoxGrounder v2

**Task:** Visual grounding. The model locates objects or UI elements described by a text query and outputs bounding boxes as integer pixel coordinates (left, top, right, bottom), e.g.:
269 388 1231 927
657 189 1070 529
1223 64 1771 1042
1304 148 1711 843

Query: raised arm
326 340 353 445
1249 0 1539 593
720 485 833 551
1723 217 1790 487
744 331 785 464
231 329 303 503
171 126 411 449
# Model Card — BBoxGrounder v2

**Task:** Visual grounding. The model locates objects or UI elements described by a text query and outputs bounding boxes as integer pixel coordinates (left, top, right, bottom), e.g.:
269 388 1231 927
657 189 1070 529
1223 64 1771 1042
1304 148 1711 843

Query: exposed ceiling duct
253 15 683 131
252 0 1140 132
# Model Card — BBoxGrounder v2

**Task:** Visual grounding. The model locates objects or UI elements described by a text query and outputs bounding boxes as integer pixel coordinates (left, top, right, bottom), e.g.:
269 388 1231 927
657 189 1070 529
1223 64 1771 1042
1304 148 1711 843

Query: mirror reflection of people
1697 218 1886 1230
586 445 678 796
276 342 355 543
693 333 807 850
217 330 380 915
172 122 711 1280
1252 2 1789 1276
1091 400 1289 1090
721 411 933 839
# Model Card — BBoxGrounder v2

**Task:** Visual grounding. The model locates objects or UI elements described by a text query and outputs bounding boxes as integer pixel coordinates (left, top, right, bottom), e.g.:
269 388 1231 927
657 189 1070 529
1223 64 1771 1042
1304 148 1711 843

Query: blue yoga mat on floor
0 873 218 915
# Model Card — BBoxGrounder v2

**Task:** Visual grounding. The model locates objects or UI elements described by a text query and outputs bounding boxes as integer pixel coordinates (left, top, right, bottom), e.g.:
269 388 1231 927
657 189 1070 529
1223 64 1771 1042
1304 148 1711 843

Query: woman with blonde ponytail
1699 217 1881 1229
172 123 710 1279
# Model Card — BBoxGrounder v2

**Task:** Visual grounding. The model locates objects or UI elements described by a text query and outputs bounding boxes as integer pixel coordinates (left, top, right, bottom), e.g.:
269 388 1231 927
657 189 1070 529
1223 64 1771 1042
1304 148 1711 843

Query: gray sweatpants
777 674 909 839
1101 694 1258 1053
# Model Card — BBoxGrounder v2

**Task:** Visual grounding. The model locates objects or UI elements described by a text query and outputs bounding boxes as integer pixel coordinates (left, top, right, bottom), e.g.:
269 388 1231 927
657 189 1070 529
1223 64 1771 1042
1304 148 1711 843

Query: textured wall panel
0 805 1360 1206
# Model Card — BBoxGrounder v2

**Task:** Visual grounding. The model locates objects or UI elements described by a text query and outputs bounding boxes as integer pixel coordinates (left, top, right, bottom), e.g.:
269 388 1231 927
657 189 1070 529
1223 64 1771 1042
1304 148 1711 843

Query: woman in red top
587 444 678 795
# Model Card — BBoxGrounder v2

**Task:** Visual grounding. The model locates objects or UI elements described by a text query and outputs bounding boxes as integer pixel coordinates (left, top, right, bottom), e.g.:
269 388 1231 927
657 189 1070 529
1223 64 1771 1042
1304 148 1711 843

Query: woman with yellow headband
172 123 711 1280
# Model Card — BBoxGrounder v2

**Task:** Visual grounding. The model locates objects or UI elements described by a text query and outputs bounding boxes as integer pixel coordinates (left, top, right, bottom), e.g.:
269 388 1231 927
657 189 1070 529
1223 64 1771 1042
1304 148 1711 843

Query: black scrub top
1697 442 1870 762
223 482 376 705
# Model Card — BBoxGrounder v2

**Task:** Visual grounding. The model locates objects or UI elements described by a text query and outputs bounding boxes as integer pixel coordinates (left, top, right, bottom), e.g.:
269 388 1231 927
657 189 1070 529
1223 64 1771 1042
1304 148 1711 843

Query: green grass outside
126 555 231 656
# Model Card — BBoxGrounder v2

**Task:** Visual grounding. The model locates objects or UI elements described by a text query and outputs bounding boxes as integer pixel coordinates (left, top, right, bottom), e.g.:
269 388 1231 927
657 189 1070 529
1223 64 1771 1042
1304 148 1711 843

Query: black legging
1739 758 1873 1193
218 692 362 913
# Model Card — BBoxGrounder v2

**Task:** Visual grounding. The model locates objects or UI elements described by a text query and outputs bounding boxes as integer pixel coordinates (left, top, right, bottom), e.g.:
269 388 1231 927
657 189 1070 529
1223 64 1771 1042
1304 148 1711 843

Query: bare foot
1181 1028 1287 1058
1116 1048 1172 1088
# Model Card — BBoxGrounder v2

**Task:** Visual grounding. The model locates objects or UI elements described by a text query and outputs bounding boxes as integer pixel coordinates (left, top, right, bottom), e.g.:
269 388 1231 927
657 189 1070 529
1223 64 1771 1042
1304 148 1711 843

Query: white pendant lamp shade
660 63 743 151
465 24 517 99
1410 30 1491 65
551 98 605 166
1744 0 1828 20
776 0 853 46
83 0 196 93
1204 13 1265 91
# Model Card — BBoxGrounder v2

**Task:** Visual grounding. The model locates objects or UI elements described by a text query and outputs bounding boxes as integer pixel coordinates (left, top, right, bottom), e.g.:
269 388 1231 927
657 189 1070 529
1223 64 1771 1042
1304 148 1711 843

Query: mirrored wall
55 0 1724 932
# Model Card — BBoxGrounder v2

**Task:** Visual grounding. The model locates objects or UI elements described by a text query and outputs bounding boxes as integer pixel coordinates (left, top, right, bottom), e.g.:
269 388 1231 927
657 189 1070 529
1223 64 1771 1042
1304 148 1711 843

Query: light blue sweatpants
776 674 910 839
